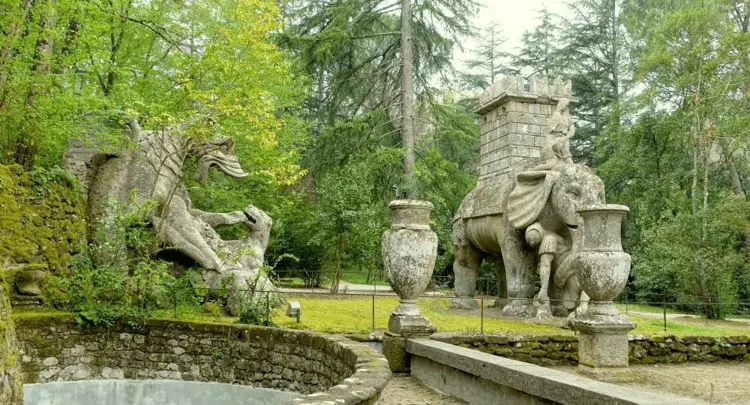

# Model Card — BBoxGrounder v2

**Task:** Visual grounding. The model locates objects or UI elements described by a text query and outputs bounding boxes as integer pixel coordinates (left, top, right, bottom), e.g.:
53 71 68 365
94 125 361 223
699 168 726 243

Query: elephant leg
492 258 508 308
451 220 482 310
501 229 538 318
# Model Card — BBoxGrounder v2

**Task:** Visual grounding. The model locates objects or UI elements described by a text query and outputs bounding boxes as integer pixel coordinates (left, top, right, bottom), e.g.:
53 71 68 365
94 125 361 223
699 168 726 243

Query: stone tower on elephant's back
477 76 573 187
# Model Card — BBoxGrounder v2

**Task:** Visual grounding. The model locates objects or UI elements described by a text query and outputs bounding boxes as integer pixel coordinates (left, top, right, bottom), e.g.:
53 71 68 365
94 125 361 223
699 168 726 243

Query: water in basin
24 380 301 405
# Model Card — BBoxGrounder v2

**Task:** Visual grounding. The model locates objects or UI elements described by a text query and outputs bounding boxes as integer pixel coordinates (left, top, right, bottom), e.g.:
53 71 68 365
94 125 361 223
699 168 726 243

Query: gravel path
555 363 750 404
379 375 467 405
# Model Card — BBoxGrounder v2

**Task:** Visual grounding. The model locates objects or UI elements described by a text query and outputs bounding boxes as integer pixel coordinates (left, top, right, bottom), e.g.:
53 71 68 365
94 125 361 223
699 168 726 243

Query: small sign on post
286 301 301 323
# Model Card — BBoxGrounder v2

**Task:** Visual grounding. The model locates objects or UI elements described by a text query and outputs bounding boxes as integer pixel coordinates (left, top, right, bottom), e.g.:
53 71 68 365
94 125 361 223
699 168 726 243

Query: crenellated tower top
476 76 575 187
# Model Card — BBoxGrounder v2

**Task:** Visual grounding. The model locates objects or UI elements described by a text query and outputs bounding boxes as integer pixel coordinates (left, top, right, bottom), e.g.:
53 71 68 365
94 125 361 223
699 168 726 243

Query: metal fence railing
160 286 750 335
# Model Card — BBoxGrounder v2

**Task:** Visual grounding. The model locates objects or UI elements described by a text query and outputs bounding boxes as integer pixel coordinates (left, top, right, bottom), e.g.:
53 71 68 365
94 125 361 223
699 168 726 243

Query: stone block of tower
477 76 573 186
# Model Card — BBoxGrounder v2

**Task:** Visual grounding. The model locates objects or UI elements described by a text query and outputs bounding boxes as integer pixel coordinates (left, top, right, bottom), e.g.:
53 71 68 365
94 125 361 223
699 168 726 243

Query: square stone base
572 320 636 368
388 314 436 336
383 332 410 373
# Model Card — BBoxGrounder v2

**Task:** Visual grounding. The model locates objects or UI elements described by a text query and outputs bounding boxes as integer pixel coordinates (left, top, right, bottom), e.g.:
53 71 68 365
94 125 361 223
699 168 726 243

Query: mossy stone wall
15 316 390 405
0 273 23 404
0 164 85 276
432 333 750 366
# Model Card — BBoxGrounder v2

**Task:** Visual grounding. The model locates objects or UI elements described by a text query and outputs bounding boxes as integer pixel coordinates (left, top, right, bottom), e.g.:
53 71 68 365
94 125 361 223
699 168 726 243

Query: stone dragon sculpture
63 120 275 313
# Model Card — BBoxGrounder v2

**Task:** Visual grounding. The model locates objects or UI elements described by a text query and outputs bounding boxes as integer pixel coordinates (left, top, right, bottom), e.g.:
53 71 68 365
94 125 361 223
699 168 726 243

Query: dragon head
193 136 249 186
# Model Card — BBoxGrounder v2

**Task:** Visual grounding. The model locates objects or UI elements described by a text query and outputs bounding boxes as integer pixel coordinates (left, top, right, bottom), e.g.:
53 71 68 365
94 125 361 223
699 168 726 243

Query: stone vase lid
388 199 433 230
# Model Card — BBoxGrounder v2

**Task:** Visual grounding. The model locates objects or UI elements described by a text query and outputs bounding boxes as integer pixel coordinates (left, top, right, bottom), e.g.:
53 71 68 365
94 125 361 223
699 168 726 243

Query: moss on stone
0 165 85 277
0 266 23 404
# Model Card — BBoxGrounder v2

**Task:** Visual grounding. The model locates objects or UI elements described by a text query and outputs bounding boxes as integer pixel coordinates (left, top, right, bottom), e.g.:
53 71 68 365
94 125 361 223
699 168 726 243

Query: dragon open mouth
244 211 257 224
194 137 249 185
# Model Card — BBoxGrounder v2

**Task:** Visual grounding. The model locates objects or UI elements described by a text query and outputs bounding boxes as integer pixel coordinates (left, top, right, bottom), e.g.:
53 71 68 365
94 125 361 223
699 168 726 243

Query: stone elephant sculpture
452 163 605 317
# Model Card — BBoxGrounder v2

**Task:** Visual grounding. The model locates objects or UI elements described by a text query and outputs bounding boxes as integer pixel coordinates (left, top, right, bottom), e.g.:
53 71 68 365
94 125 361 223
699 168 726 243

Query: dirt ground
554 363 750 404
379 375 467 405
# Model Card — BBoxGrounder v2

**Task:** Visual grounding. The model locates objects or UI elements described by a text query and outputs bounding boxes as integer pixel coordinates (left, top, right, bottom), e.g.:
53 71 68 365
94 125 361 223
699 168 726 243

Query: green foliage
633 195 750 317
460 21 515 92
47 198 183 327
234 265 285 326
310 160 389 290
598 0 750 318
416 97 479 275
513 7 567 78
1 0 305 185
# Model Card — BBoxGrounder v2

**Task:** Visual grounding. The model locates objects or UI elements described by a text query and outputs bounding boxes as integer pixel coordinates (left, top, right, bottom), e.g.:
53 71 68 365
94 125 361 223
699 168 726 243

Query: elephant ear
507 171 559 229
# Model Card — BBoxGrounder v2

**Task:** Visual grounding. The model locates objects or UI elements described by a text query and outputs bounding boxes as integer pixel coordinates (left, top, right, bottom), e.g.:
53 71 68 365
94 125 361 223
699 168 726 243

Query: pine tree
513 7 565 78
560 0 631 163
460 21 515 92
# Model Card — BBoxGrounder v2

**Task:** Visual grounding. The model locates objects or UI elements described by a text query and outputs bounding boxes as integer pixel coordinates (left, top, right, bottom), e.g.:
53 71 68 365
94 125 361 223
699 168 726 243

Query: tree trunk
610 0 621 127
400 0 417 198
330 235 345 294
721 145 750 259
700 138 713 317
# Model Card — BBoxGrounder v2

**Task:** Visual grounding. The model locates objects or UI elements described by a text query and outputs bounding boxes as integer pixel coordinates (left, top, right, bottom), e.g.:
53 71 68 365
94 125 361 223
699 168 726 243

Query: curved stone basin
15 317 391 405
24 380 300 405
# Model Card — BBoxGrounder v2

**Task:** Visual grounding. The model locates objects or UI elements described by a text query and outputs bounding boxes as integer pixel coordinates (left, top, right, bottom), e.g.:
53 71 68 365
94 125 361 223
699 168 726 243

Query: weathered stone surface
0 165 86 307
407 338 696 405
431 334 579 367
435 334 750 367
453 163 606 318
63 128 275 313
575 322 634 368
0 270 23 405
383 200 437 335
383 333 410 373
477 77 574 186
15 316 390 405
452 78 619 321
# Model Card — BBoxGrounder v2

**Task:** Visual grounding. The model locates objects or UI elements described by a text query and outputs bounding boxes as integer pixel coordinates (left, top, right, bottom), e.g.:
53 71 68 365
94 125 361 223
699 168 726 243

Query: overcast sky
454 0 571 70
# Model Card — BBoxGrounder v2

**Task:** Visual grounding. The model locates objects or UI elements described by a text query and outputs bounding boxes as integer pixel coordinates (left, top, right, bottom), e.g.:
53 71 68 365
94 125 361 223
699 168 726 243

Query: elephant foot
551 304 571 318
492 297 508 309
502 299 536 318
534 291 549 305
534 302 552 320
450 297 479 310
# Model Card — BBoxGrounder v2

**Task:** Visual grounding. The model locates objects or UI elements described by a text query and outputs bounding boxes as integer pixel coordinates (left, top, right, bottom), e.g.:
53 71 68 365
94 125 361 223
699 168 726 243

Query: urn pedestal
382 200 437 336
569 205 636 368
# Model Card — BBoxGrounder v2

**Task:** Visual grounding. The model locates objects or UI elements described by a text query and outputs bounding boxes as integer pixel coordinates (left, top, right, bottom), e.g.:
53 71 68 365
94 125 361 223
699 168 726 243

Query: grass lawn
338 273 390 287
276 277 308 288
274 295 566 335
615 303 665 314
273 295 750 337
13 296 749 338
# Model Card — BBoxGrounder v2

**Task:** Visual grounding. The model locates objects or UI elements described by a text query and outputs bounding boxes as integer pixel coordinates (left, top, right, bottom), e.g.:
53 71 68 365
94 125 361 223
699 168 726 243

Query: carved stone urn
571 204 632 321
382 200 437 335
569 204 636 368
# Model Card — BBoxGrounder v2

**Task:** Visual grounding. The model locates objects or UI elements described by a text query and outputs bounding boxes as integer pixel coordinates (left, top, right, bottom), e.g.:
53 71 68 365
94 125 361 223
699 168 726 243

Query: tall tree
401 0 417 197
608 0 750 316
560 0 632 163
461 20 514 92
513 7 565 78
